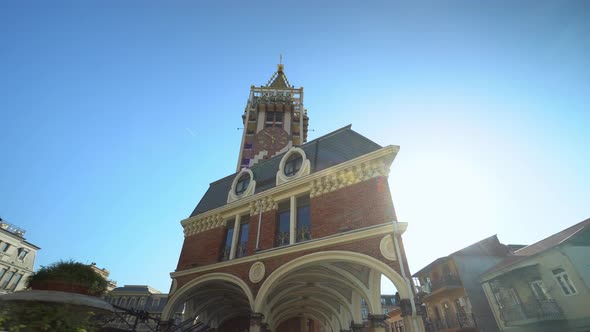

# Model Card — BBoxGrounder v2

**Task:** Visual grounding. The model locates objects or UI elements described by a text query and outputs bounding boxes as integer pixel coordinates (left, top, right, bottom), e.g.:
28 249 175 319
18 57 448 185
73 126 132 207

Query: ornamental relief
310 159 390 198
183 214 224 237
249 196 278 216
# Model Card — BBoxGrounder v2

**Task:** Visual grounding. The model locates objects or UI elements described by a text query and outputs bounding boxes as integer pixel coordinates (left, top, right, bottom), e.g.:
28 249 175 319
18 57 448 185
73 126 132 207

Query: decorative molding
368 314 388 328
183 214 224 237
379 235 397 261
182 145 398 227
310 159 390 198
276 147 311 185
249 196 278 216
227 169 256 203
172 222 407 278
249 262 266 283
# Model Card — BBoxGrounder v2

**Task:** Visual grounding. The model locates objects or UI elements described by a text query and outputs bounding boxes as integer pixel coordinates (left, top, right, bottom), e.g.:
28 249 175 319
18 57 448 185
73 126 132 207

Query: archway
162 273 254 329
254 251 415 331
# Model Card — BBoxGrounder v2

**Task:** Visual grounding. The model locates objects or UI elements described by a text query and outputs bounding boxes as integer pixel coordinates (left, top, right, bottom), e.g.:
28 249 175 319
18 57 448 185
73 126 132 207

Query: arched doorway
162 273 254 330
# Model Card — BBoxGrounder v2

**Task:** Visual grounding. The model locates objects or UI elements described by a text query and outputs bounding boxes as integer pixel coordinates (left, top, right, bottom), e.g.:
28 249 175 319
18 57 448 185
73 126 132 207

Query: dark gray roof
190 125 382 217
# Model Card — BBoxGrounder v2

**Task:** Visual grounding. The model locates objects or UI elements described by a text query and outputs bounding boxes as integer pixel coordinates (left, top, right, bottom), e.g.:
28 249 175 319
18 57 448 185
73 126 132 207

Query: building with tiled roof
480 218 590 332
0 217 40 294
160 65 426 332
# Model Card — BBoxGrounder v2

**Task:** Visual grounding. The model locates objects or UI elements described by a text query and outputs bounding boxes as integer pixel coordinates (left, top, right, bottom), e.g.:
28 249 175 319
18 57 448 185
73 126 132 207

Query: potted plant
27 260 109 297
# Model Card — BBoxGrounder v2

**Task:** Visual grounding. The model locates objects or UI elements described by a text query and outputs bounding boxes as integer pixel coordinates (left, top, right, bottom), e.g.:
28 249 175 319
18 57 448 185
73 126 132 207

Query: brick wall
311 176 397 238
176 227 226 270
177 176 399 272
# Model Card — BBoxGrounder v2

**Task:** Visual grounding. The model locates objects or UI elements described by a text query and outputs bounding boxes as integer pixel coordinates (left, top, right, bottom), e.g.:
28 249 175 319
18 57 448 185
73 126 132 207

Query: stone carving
249 262 266 283
310 159 390 198
249 196 278 216
379 235 397 261
368 314 388 328
183 214 224 236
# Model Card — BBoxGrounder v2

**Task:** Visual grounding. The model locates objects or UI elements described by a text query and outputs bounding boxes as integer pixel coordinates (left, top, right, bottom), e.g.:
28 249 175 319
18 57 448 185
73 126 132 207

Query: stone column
351 322 364 332
399 299 426 332
369 314 387 332
250 312 264 332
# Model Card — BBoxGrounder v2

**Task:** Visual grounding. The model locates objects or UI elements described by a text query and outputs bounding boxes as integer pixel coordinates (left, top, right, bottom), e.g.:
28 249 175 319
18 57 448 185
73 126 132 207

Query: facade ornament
379 235 397 261
250 312 265 326
310 158 390 198
250 196 278 216
249 261 266 283
183 214 224 237
351 323 364 332
368 314 388 328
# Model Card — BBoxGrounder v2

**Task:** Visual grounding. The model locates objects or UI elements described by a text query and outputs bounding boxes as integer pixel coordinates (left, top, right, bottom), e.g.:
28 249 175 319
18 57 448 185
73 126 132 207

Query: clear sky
1 1 589 294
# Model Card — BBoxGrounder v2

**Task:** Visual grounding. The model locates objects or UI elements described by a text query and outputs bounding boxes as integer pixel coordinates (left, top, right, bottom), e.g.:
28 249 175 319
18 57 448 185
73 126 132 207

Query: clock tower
236 64 309 171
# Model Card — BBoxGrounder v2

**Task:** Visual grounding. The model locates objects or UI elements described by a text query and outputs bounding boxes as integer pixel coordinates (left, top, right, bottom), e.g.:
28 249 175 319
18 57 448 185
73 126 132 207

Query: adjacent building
413 236 513 332
480 218 590 332
0 217 40 294
161 65 426 332
105 285 182 331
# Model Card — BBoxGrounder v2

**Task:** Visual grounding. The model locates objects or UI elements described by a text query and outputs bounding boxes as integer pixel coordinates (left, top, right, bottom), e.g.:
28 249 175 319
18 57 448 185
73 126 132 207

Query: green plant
27 260 109 296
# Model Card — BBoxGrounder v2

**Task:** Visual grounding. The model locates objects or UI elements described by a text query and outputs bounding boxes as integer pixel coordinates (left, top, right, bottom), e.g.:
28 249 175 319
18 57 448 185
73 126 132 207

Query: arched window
235 173 251 196
284 153 303 177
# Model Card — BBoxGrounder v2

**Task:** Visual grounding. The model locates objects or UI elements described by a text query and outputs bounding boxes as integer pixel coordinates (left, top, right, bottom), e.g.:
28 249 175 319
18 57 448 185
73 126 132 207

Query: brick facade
176 176 399 272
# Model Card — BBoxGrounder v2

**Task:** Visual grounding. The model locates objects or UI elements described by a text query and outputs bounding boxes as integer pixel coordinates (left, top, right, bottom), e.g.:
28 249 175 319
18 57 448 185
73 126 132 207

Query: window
276 201 290 247
236 221 249 258
383 308 389 315
0 242 9 253
381 297 386 305
152 297 161 309
296 195 311 242
0 268 7 281
284 153 303 177
530 280 551 300
265 111 283 128
362 308 368 320
552 268 577 295
235 173 251 195
138 297 147 309
220 223 234 261
1 271 14 289
17 249 28 261
10 274 23 291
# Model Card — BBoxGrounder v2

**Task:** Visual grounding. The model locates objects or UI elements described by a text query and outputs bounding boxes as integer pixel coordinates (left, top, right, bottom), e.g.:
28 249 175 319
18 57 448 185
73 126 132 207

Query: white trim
227 169 256 203
276 147 311 185
183 145 398 228
171 222 407 278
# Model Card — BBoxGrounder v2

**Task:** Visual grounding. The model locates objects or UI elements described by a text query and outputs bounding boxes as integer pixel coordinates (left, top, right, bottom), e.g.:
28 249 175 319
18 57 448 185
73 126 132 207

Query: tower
163 65 425 332
236 64 309 171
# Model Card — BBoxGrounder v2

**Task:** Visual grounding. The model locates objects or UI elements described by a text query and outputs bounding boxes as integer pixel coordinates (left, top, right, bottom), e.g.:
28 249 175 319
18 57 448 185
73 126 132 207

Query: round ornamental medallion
249 262 266 283
379 235 397 261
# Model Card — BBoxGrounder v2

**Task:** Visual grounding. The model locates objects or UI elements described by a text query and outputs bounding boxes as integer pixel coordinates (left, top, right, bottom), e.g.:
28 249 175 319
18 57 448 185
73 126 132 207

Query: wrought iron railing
275 231 290 247
430 274 462 292
219 245 231 261
296 225 311 242
500 299 564 324
426 312 477 331
235 243 247 258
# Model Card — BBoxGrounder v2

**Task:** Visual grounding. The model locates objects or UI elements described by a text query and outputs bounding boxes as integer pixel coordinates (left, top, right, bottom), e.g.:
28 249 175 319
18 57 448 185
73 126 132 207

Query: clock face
256 127 289 152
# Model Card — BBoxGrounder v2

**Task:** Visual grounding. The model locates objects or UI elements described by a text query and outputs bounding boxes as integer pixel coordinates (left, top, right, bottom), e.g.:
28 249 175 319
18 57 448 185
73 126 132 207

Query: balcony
500 299 564 325
426 312 477 332
424 274 462 298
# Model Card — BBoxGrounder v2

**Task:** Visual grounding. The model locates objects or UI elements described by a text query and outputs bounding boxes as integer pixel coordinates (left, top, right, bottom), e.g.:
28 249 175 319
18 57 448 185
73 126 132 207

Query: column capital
250 312 265 326
351 322 364 332
368 314 388 328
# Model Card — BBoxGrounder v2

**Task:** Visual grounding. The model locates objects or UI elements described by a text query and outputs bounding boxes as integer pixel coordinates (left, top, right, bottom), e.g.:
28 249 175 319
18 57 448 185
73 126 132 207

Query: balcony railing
426 312 477 331
430 274 462 293
296 225 311 242
219 245 231 261
275 231 289 247
500 299 564 324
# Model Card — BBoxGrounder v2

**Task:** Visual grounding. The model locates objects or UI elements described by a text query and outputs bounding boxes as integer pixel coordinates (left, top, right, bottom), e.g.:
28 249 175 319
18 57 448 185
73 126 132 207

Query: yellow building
481 218 590 332
413 236 513 332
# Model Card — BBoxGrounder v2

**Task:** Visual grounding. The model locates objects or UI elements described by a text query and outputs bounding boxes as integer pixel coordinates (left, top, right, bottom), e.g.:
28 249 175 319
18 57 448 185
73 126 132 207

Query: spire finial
278 53 284 72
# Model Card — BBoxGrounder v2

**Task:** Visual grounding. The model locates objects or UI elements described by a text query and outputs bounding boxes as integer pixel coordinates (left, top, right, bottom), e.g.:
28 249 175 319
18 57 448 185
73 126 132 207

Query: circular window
235 172 251 195
284 153 303 177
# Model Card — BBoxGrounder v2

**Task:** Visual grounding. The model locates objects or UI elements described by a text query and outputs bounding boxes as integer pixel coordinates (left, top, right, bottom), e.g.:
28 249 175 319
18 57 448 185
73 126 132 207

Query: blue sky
1 1 589 294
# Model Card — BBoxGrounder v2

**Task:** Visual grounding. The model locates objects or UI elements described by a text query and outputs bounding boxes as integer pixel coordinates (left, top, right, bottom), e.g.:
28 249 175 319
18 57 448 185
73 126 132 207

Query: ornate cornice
249 196 278 216
183 214 224 237
310 158 390 198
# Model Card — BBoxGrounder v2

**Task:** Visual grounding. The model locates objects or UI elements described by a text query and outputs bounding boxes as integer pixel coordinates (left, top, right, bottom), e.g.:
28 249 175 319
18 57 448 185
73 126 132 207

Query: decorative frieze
249 196 278 216
310 159 390 198
183 214 224 237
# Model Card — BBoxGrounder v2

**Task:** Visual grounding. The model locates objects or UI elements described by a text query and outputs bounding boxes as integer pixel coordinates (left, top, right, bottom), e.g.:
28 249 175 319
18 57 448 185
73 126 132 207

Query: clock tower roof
266 64 291 88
